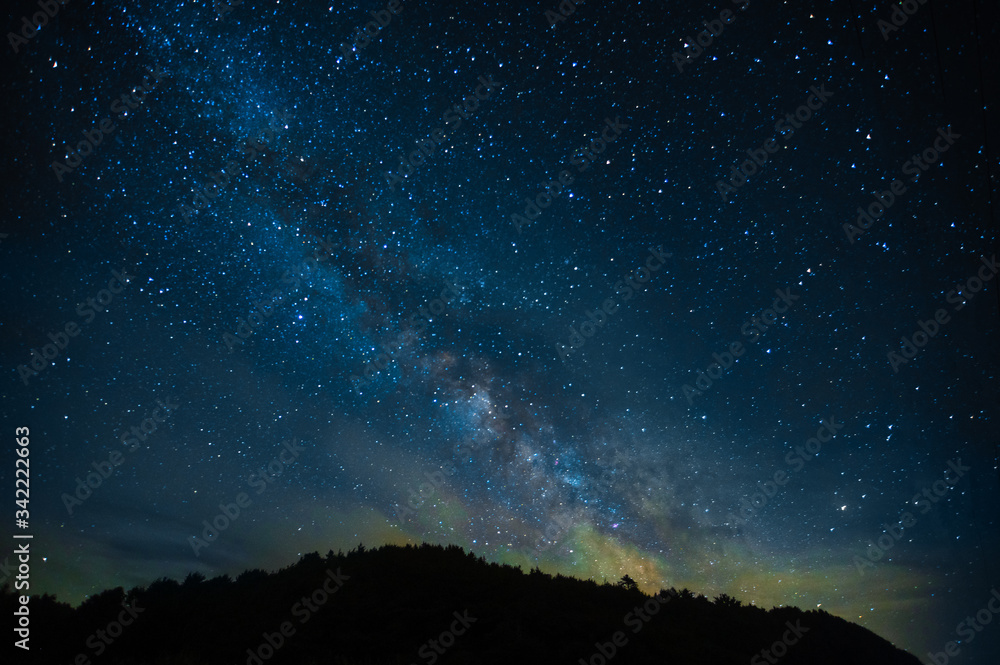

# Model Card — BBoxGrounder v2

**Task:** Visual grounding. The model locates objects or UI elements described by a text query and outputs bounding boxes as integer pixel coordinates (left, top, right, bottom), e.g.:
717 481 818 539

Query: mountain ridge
4 542 923 665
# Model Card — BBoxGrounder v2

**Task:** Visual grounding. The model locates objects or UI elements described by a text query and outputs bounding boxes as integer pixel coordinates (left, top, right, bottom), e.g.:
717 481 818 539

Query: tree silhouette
2 542 924 665
714 592 742 608
618 574 639 592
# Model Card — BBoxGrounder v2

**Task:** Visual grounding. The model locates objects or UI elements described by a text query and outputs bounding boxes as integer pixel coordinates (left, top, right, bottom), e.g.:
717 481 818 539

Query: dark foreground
5 543 922 665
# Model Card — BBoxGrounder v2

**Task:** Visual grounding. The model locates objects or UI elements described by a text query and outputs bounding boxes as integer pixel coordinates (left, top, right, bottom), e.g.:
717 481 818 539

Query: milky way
3 0 999 661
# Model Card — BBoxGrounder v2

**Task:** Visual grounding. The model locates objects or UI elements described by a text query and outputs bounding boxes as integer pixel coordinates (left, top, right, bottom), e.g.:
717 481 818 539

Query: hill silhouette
5 542 922 665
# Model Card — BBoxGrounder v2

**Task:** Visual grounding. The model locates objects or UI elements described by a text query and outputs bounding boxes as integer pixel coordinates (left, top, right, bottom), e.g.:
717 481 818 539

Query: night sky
3 0 999 661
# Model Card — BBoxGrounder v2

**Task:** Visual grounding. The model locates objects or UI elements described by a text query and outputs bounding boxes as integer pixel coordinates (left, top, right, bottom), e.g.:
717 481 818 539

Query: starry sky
3 0 999 661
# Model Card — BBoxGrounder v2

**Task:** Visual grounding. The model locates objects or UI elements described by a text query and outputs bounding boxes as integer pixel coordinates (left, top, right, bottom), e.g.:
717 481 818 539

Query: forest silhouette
4 542 923 664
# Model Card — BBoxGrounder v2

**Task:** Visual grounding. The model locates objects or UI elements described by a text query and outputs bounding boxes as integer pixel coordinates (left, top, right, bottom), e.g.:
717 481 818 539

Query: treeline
3 542 921 665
